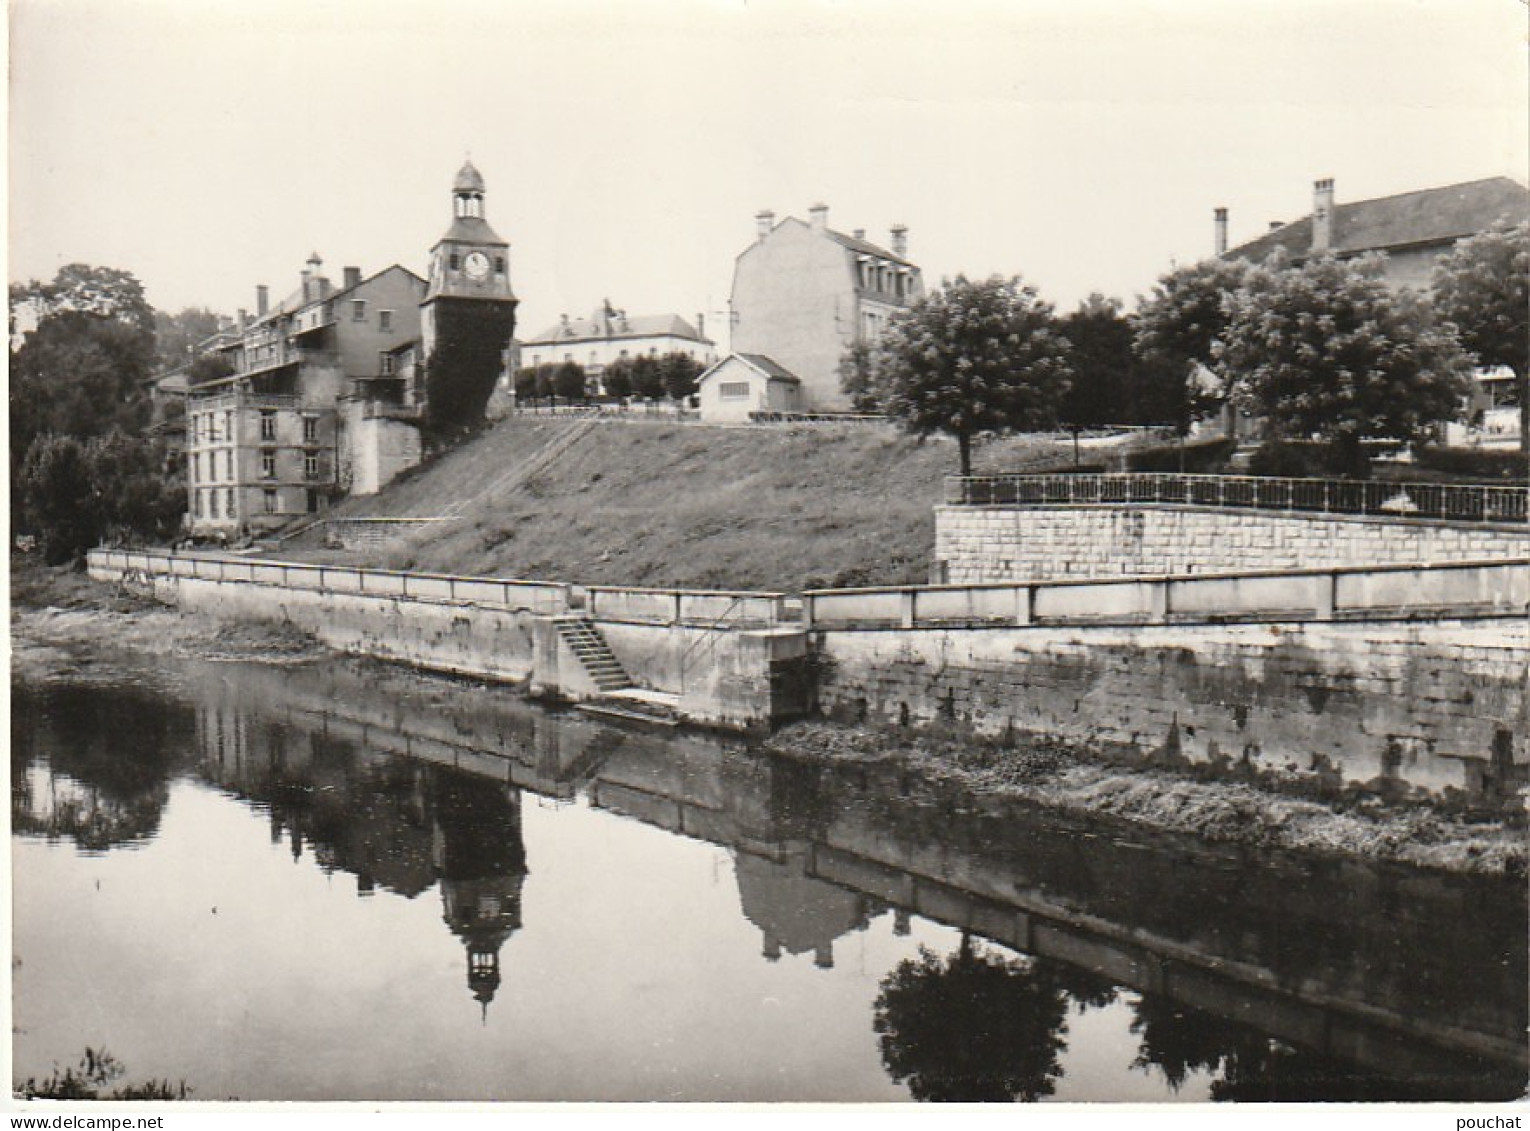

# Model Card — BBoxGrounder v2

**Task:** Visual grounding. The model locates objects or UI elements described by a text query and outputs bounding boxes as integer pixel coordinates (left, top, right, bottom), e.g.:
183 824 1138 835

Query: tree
837 339 885 412
423 302 517 439
10 263 156 338
19 434 100 563
1220 254 1471 477
553 360 588 403
629 355 666 401
602 358 633 401
1059 294 1135 429
1431 219 1530 453
660 352 703 403
184 351 234 387
154 307 225 372
873 936 1072 1102
878 275 1072 475
1131 257 1254 433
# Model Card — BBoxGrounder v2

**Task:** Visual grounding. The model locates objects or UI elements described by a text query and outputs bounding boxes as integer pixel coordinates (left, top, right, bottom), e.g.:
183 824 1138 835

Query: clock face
463 251 491 280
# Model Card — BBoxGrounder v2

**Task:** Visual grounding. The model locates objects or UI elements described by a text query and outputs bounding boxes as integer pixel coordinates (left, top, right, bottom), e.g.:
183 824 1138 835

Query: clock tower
419 160 519 432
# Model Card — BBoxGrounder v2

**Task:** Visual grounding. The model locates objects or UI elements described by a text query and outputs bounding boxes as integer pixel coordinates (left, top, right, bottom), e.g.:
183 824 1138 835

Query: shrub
1127 436 1236 473
1413 446 1530 482
1245 440 1334 479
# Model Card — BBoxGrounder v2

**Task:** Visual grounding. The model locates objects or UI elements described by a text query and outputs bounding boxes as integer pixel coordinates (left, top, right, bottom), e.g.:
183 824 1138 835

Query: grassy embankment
302 417 1087 589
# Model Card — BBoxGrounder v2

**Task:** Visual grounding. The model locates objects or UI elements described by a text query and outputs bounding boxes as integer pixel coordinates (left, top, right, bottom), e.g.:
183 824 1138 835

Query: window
449 253 460 271
302 415 318 443
194 491 204 518
494 256 505 274
261 451 276 479
224 410 233 438
306 489 319 514
225 488 236 518
380 352 395 376
263 489 278 514
210 490 221 519
718 381 751 400
305 453 320 480
224 450 234 480
379 310 393 332
352 300 366 322
260 411 276 441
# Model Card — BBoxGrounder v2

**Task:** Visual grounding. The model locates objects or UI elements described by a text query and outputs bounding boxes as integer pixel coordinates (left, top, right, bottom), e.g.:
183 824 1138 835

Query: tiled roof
824 227 912 267
1227 177 1529 263
435 214 507 246
526 310 708 345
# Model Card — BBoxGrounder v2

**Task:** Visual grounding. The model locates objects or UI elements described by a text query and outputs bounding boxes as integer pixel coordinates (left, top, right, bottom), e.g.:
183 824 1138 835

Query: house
1216 176 1529 443
695 354 802 423
184 161 518 538
707 204 923 420
520 302 713 395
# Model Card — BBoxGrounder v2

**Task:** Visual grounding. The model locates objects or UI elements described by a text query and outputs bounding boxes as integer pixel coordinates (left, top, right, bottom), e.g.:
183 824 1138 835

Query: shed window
718 381 751 400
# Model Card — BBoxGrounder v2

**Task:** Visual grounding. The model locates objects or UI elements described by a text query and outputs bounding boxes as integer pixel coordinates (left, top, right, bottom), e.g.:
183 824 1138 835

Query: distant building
520 303 714 395
703 204 923 420
1218 176 1529 291
184 161 517 539
1217 176 1529 443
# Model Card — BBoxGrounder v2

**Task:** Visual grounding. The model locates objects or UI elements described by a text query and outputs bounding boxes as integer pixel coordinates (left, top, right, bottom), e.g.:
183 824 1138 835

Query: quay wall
812 619 1529 804
936 505 1530 583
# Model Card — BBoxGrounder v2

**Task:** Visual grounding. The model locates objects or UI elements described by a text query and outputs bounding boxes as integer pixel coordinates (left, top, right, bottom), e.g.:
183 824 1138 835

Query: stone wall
813 619 1529 805
935 505 1530 583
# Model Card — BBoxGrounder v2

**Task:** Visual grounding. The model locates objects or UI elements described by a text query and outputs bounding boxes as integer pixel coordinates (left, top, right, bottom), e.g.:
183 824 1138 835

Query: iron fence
945 473 1529 524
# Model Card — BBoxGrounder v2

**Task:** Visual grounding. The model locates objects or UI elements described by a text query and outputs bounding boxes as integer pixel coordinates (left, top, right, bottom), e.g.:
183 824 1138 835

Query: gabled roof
526 310 709 345
1227 176 1529 263
699 353 801 386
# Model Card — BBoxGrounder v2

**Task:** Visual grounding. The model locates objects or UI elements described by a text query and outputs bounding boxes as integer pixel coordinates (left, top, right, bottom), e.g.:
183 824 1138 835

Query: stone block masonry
813 619 1529 805
936 505 1530 583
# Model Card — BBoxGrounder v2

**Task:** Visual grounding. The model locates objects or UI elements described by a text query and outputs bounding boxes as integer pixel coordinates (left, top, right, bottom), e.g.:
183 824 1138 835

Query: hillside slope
316 418 1085 590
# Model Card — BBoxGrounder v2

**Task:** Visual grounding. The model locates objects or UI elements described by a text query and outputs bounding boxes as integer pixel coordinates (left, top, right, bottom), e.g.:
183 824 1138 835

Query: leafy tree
10 263 156 337
512 366 540 405
660 351 703 402
873 935 1071 1102
1220 254 1471 477
154 307 225 371
629 355 666 401
553 360 588 403
185 351 235 387
1059 293 1135 428
837 338 885 412
1131 257 1254 433
19 434 100 563
1431 219 1530 452
601 358 633 400
878 275 1072 475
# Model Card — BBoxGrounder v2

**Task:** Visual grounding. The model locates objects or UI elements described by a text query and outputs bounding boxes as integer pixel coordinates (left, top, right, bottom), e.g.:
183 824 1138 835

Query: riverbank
13 559 1525 876
763 721 1527 877
10 559 325 686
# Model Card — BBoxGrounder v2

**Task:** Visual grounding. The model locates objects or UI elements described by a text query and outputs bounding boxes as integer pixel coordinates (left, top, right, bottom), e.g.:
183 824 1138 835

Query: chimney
237 308 248 330
853 228 865 240
890 224 908 258
1312 178 1335 253
809 202 829 231
696 312 705 339
343 266 361 290
1214 207 1228 256
256 285 269 317
1269 221 1283 231
755 209 775 241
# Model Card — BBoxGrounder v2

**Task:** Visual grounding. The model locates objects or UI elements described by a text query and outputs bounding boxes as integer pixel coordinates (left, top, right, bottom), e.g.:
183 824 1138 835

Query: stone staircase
552 615 632 693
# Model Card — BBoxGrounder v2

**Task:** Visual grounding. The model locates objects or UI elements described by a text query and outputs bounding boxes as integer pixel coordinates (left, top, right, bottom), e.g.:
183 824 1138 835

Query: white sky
9 0 1528 347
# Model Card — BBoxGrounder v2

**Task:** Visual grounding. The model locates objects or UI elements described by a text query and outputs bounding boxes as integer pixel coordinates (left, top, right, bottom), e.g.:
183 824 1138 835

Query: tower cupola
453 160 486 219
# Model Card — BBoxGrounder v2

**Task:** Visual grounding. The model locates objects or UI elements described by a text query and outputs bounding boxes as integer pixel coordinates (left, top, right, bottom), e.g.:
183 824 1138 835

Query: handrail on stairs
677 594 748 692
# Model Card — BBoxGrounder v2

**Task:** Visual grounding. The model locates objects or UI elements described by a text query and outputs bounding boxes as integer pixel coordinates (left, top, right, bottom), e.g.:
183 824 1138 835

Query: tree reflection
11 683 194 850
873 934 1084 1102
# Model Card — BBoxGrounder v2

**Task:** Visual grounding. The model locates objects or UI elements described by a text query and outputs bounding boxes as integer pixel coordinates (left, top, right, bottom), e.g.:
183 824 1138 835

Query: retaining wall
936 505 1530 583
813 619 1529 804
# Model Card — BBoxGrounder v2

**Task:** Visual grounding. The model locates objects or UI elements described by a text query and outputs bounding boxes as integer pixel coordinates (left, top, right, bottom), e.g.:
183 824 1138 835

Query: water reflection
11 658 1528 1102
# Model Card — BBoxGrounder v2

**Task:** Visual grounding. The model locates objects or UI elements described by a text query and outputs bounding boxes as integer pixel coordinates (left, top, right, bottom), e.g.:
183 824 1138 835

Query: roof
526 309 709 345
823 227 913 267
454 159 486 194
1227 176 1530 263
699 353 801 386
435 214 507 246
253 264 426 330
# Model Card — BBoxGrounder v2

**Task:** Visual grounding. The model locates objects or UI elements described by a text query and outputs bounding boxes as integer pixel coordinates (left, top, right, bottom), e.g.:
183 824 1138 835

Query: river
11 654 1527 1103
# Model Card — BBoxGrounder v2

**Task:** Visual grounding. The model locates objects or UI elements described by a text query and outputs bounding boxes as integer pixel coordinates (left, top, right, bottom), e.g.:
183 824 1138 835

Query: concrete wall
338 402 423 495
936 505 1530 583
812 619 1529 805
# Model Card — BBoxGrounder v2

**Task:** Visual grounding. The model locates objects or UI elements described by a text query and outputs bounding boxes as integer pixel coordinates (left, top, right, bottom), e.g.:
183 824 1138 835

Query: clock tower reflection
430 766 528 1020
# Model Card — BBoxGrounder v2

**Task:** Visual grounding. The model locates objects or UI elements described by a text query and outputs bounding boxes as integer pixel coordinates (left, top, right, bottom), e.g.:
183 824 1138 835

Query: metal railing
945 473 1530 524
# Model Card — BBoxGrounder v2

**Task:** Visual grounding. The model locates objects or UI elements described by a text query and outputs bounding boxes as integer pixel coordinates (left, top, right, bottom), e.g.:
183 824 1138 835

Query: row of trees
846 219 1528 473
512 351 705 407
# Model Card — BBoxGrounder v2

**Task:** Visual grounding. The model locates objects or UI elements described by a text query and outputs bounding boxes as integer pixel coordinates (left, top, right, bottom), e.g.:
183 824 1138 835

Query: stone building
184 161 517 539
699 204 923 420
